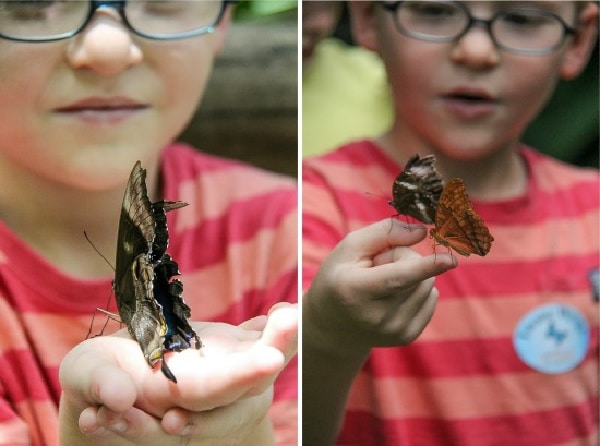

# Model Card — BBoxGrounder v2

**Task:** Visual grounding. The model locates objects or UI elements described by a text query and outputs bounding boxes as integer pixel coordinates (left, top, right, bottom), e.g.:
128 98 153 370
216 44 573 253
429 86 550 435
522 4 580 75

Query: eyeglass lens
0 0 224 41
392 1 572 54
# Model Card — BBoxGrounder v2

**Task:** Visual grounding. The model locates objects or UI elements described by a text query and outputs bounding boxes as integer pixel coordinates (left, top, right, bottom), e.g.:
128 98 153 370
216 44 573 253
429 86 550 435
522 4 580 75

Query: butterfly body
389 154 443 225
115 161 200 383
430 178 493 257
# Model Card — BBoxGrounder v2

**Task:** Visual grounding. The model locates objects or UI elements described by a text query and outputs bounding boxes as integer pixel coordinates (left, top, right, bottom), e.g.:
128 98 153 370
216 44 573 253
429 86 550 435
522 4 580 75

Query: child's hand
304 219 455 361
58 304 297 446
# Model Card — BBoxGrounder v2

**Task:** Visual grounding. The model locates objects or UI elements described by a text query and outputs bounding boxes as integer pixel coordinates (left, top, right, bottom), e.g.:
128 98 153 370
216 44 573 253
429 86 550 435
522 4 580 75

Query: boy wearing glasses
303 1 598 445
0 1 297 445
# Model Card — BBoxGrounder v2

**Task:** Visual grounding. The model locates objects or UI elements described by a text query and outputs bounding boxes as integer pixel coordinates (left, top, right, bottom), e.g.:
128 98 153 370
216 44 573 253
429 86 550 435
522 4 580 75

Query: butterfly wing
114 161 200 383
115 161 178 381
150 199 200 352
390 154 443 224
115 161 156 324
154 254 202 352
150 200 188 263
431 178 493 256
431 209 493 256
458 208 493 256
126 255 174 377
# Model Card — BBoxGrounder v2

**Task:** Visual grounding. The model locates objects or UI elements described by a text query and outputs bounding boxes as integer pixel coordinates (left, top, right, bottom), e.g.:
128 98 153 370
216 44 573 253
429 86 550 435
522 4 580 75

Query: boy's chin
29 145 163 192
430 131 516 161
433 143 510 162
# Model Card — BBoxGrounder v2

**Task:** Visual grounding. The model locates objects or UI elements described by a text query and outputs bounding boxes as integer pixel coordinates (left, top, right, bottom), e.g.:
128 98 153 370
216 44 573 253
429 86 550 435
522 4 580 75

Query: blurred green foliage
233 0 297 20
523 40 599 169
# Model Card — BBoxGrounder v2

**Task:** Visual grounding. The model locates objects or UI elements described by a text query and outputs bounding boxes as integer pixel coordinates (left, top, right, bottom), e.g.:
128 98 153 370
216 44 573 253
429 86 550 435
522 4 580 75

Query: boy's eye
406 2 460 19
1 0 54 6
0 0 54 20
501 11 552 27
0 0 80 22
134 0 184 15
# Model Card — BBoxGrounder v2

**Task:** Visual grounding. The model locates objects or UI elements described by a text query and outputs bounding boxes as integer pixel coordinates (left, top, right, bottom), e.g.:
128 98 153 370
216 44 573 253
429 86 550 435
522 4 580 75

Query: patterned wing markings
389 154 443 225
115 161 200 383
430 178 493 256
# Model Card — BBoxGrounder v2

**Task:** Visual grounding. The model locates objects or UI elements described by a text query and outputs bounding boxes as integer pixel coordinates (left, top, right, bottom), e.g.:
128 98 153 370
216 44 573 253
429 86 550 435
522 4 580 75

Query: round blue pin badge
513 303 590 374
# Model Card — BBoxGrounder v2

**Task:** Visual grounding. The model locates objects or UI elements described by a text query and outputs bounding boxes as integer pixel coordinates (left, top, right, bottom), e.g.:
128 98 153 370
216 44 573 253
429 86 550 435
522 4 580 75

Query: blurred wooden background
178 12 298 177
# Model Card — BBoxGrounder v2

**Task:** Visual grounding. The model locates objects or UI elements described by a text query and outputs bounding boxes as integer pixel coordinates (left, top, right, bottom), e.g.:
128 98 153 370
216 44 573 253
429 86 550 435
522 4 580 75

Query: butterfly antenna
83 231 115 272
364 191 390 202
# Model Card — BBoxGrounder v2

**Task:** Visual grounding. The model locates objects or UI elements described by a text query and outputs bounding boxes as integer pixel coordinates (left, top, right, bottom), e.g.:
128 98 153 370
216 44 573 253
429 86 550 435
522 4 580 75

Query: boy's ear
560 2 599 80
212 7 233 55
348 1 380 53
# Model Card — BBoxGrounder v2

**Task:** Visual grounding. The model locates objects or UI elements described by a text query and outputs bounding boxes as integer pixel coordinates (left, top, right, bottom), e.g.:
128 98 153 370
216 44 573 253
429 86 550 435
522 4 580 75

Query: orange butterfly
430 178 493 256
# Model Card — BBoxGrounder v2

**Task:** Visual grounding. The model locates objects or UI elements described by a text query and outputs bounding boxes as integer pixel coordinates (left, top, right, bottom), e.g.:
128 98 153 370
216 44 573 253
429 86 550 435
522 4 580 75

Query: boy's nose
67 8 142 76
450 28 500 69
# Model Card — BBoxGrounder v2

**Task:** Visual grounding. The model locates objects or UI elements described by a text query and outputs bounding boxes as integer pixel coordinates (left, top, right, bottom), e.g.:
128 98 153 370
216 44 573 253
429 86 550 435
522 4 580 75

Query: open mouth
443 89 496 104
441 89 498 118
447 93 493 102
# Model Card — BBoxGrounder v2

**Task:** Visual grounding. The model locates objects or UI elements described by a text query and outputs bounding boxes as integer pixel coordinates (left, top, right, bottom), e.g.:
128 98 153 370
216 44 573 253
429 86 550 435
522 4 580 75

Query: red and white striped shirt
303 140 599 446
0 143 298 446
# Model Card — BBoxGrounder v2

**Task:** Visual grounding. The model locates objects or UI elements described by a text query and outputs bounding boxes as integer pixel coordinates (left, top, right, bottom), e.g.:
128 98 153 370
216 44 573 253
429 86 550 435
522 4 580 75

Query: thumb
59 338 137 412
259 303 298 364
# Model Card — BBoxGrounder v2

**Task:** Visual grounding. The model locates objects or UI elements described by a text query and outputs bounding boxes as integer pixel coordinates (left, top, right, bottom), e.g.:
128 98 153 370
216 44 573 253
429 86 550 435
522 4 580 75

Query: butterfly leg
86 307 122 340
446 247 457 267
429 229 439 263
431 242 458 266
160 351 178 383
394 214 415 231
402 214 413 231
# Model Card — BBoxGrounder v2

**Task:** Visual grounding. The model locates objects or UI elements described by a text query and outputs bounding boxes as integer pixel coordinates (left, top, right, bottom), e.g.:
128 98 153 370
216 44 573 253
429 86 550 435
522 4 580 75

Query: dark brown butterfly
430 178 493 256
115 161 201 383
389 154 443 225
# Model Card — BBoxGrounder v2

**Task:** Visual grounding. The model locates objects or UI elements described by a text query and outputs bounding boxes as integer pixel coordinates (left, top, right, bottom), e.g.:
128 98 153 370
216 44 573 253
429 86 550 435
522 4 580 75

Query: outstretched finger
338 218 428 258
153 346 284 412
349 252 456 298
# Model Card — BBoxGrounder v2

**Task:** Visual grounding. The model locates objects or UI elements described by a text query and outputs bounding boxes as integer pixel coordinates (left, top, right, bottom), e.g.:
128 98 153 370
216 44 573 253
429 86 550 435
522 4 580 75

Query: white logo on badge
513 303 590 374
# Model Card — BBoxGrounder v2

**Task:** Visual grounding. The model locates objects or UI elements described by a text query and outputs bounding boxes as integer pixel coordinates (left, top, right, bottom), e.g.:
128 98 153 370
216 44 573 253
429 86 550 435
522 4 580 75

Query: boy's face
351 1 598 161
0 3 230 191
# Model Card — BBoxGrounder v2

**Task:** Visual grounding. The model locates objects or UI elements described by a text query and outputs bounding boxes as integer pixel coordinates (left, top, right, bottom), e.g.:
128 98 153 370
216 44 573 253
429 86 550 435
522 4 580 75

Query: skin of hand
58 303 297 446
302 219 456 445
304 218 456 360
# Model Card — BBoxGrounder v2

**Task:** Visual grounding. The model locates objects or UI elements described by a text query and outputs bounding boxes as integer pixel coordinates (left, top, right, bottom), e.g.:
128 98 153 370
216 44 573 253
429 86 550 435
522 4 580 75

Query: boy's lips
440 87 499 119
53 97 149 124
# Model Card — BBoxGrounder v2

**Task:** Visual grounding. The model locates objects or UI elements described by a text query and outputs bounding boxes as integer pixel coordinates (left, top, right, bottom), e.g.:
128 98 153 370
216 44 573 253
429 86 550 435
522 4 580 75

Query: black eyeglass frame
380 1 577 55
0 0 237 43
